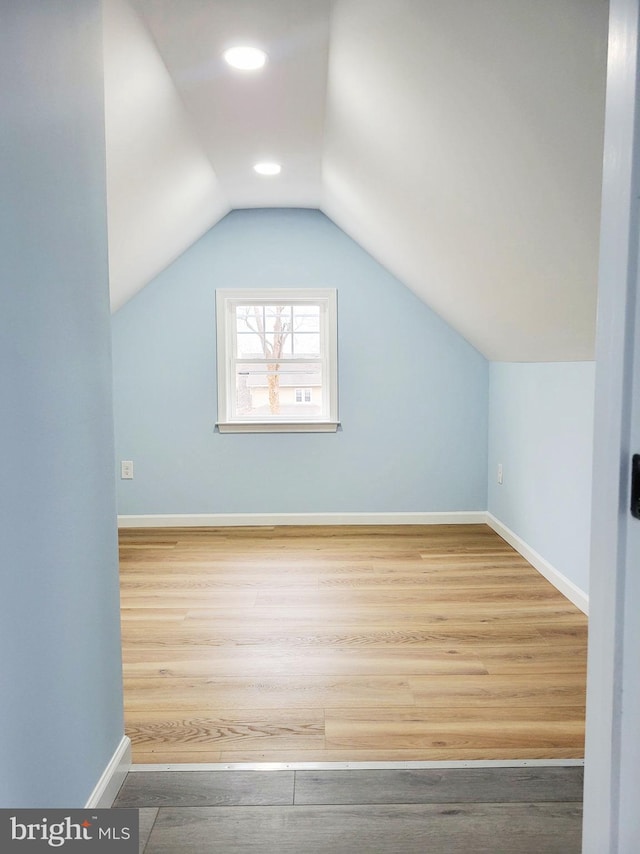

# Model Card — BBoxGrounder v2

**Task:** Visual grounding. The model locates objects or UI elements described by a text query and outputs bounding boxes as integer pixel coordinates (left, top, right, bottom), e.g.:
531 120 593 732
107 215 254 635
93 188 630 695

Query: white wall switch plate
121 460 134 480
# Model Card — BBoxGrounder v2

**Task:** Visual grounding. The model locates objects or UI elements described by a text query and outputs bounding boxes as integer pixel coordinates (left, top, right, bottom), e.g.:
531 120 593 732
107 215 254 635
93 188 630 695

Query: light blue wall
488 361 596 595
0 2 124 807
112 209 488 515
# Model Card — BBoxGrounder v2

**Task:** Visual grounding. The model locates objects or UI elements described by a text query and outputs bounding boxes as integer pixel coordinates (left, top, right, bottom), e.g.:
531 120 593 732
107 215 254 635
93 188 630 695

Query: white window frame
215 288 339 433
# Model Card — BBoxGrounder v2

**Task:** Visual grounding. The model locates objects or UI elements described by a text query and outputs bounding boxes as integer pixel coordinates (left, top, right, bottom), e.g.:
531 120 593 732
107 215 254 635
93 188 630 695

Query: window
215 289 339 432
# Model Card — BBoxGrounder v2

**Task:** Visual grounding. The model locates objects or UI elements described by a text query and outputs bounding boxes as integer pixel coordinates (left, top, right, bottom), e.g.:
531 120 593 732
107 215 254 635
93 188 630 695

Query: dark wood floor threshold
115 765 583 853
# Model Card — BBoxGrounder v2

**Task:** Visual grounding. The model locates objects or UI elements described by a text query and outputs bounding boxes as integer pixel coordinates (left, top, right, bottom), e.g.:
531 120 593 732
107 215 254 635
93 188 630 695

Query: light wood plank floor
119 525 588 764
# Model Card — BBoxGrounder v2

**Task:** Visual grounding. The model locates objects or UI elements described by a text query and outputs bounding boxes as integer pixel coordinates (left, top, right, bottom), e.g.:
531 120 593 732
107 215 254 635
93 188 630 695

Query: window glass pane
234 362 323 418
236 305 295 359
236 305 264 333
267 330 293 358
234 304 321 359
264 304 293 333
293 305 320 332
235 333 294 359
236 332 264 357
279 335 293 357
292 333 320 356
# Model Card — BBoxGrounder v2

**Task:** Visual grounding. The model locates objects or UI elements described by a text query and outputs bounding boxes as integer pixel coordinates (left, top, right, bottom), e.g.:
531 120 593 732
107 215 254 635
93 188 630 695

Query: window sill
216 421 340 434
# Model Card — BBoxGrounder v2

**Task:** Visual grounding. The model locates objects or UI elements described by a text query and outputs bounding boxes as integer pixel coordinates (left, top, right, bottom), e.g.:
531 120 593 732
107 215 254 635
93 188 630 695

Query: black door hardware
632 454 640 519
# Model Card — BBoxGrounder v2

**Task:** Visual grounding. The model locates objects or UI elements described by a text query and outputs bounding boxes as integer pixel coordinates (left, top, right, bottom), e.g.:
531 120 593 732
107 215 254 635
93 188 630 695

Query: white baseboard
486 513 589 615
85 736 131 809
117 511 487 528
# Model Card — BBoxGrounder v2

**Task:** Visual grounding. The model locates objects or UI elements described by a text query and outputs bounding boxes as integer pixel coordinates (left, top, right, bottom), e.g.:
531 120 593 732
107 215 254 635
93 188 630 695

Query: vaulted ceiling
103 0 609 361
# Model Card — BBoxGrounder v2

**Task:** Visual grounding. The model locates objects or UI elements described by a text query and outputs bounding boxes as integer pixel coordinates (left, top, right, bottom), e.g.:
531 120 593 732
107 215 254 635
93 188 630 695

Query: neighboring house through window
215 288 339 432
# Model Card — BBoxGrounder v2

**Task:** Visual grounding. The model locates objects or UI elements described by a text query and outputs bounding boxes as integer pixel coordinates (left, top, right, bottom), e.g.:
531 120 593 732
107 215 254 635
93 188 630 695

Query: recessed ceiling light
223 46 267 71
253 162 281 176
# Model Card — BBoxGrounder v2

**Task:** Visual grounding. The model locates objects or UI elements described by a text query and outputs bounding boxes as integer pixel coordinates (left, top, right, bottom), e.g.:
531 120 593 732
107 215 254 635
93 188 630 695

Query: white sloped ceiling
103 0 230 311
323 0 608 361
105 0 609 361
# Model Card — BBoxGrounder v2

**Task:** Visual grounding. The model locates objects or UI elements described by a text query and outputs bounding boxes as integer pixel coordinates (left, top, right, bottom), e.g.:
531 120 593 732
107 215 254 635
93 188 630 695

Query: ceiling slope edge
321 0 607 363
103 0 230 312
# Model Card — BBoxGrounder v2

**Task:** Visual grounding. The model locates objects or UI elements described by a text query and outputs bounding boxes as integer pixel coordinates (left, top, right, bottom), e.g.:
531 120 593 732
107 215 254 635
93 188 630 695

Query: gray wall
0 1 124 807
112 209 489 516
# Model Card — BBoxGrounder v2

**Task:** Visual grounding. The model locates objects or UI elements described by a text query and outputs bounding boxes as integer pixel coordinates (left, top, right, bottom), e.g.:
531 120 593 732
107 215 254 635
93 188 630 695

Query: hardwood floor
119 525 587 764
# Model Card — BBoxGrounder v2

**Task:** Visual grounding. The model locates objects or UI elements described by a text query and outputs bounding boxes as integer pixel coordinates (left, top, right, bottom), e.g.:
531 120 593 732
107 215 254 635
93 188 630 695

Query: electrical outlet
121 460 134 480
497 463 503 484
